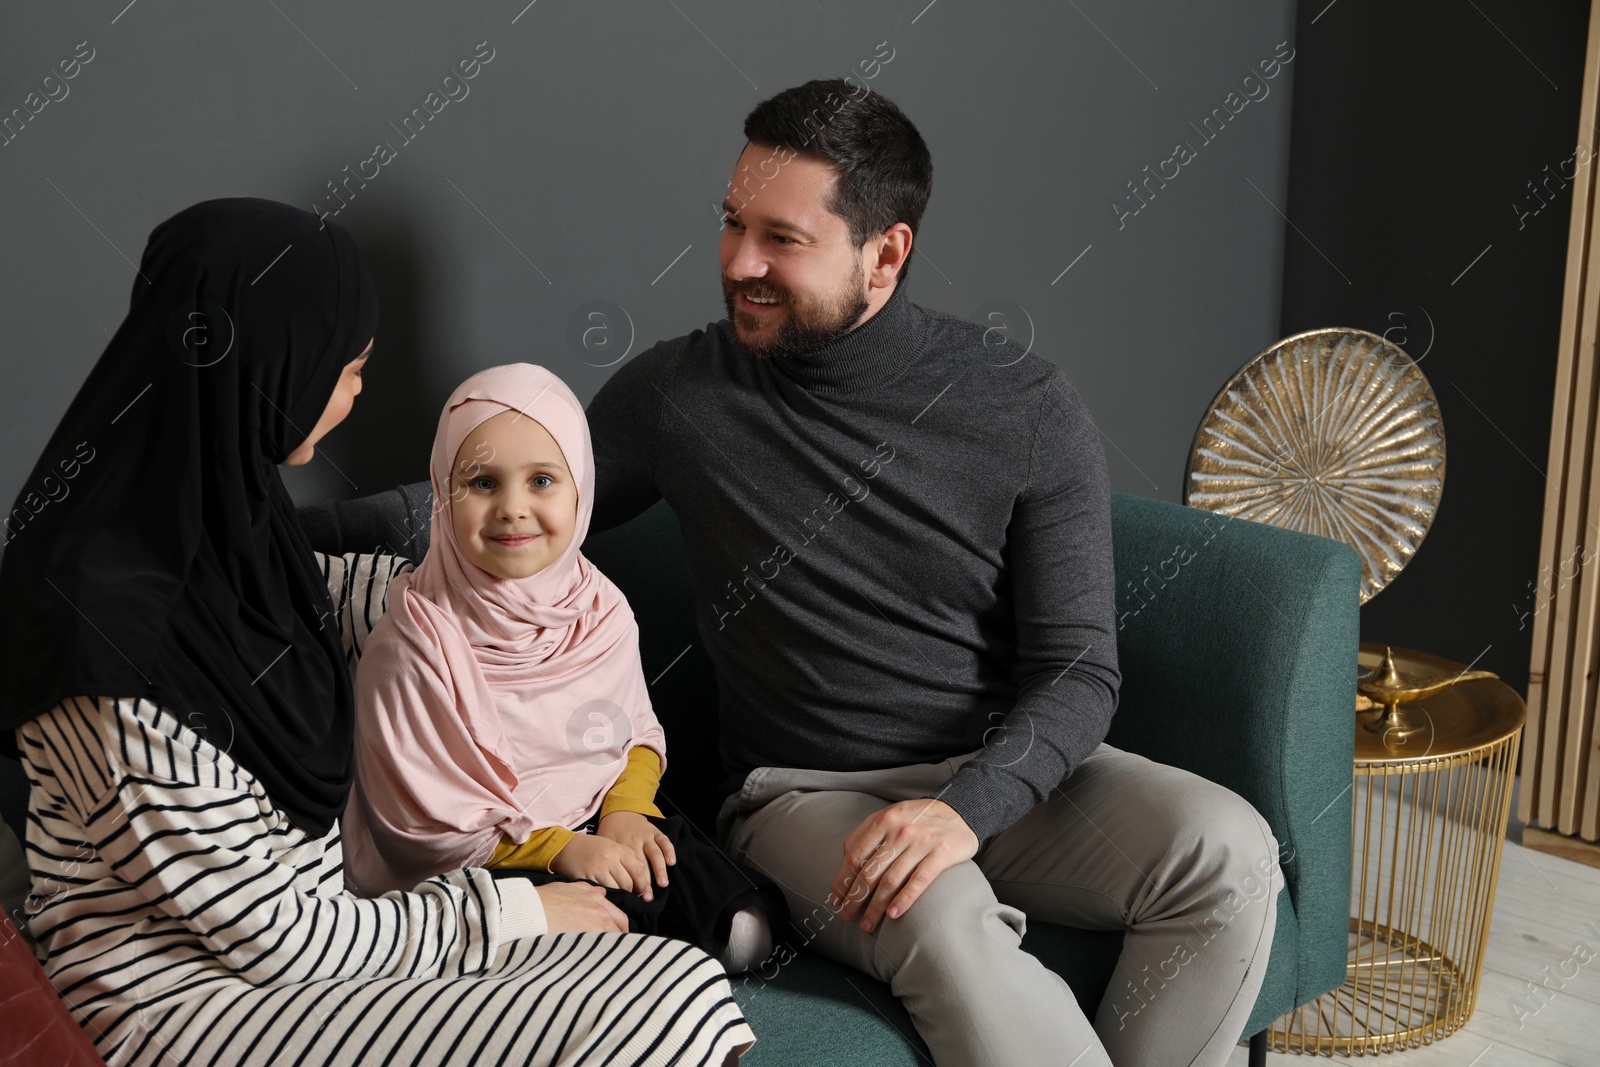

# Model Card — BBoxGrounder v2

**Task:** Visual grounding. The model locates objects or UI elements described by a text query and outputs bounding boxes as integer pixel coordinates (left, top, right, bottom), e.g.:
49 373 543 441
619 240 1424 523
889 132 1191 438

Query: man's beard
722 270 872 359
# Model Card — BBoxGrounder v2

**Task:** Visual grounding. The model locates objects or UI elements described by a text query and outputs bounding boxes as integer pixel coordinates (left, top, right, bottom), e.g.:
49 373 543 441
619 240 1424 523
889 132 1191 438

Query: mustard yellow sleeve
599 746 664 820
491 748 662 870
488 826 576 872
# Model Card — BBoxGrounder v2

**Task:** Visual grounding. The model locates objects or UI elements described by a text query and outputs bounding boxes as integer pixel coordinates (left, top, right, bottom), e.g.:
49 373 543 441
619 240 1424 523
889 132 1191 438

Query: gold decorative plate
1183 328 1445 602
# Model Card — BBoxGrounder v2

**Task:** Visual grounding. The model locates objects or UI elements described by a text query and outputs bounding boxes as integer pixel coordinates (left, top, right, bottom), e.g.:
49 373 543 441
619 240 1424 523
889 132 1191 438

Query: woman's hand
534 881 628 933
549 831 656 898
597 812 676 894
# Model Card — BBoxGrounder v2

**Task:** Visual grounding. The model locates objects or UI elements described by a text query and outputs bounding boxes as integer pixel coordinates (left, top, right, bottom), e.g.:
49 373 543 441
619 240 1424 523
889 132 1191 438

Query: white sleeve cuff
494 877 548 942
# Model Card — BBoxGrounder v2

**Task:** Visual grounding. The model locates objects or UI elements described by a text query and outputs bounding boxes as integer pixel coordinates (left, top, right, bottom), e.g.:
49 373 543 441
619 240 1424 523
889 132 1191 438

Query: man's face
718 143 872 358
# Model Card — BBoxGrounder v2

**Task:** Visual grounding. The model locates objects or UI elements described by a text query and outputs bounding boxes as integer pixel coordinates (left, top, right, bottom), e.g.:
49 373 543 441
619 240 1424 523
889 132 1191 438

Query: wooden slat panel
1523 5 1600 824
1587 674 1600 837
1524 0 1600 839
1554 136 1600 834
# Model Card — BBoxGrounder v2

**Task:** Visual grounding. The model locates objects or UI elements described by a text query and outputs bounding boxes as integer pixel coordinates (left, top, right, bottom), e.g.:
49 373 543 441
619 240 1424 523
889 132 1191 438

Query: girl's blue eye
469 476 494 491
533 474 553 489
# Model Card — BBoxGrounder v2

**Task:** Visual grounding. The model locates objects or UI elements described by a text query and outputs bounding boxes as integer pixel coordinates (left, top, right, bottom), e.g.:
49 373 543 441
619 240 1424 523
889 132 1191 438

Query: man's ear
868 224 914 288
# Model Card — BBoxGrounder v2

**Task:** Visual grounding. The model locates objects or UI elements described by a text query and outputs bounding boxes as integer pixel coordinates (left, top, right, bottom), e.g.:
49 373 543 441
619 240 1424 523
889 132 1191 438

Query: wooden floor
1226 780 1600 1066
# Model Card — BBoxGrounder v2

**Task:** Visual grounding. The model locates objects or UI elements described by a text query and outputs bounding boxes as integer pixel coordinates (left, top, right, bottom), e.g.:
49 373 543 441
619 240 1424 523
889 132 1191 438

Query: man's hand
597 811 676 898
828 798 979 934
550 832 655 898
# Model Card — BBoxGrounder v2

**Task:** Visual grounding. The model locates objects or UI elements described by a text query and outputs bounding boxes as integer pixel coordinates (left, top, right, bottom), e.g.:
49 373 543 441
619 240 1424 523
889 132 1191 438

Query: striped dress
16 552 755 1067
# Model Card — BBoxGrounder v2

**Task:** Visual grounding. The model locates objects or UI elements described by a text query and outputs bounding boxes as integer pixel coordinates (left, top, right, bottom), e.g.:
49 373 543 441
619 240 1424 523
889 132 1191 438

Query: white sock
717 906 773 974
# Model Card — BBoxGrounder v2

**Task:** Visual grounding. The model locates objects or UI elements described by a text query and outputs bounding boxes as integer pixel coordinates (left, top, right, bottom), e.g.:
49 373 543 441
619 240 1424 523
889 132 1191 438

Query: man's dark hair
742 78 933 284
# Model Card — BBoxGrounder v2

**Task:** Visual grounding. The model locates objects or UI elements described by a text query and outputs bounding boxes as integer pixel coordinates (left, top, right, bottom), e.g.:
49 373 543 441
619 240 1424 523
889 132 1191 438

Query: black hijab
0 198 378 838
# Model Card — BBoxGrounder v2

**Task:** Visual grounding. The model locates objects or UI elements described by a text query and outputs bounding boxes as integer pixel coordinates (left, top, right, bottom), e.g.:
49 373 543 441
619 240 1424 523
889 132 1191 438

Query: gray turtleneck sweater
315 283 1121 844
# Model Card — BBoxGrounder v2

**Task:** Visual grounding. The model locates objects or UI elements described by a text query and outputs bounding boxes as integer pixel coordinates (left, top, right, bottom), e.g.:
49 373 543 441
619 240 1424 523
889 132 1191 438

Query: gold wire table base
1268 645 1525 1056
1273 920 1469 1055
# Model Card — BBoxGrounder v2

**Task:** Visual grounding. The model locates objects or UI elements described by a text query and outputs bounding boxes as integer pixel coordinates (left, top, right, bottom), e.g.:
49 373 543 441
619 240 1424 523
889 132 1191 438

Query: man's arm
830 373 1122 932
584 342 671 535
934 374 1122 838
297 480 433 560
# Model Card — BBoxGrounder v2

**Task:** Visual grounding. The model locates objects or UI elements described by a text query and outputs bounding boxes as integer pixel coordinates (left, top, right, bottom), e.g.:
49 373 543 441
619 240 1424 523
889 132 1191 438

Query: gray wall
1 0 1297 511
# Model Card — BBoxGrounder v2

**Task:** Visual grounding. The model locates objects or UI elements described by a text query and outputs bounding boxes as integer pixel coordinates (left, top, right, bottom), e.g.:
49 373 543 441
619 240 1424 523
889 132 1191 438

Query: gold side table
1269 644 1525 1055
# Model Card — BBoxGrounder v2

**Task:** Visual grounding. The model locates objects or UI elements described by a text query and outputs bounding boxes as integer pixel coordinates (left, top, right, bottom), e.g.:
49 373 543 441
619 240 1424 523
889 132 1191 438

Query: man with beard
306 79 1281 1067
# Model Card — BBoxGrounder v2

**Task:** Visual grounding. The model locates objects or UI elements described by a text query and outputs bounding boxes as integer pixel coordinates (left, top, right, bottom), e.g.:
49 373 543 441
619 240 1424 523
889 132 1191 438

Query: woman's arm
22 696 546 992
314 550 413 666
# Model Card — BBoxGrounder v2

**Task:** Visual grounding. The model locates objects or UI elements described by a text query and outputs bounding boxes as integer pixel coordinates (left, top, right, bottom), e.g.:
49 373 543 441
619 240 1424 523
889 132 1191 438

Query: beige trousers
719 743 1280 1067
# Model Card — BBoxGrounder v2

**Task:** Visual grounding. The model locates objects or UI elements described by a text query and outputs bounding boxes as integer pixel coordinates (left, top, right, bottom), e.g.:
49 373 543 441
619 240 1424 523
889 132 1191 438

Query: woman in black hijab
1 197 373 833
0 199 754 1067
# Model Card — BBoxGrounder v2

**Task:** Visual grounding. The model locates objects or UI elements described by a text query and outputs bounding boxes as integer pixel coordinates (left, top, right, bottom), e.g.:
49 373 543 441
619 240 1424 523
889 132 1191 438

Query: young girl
345 363 783 971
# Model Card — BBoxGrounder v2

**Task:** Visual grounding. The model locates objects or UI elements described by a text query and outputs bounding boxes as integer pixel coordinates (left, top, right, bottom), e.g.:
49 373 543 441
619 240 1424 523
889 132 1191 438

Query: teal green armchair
581 493 1361 1064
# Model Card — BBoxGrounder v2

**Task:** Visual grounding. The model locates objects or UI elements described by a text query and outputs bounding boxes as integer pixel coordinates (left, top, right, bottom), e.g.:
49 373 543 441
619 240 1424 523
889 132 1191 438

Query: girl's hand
550 832 655 898
597 811 676 893
535 881 628 933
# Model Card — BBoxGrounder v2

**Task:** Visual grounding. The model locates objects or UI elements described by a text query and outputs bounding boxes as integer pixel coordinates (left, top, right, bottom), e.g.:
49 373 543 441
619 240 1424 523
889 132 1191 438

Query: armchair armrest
1104 492 1360 1003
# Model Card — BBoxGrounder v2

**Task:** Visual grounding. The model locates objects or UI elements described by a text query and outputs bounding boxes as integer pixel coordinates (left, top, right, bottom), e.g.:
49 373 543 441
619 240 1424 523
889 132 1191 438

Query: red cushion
0 912 106 1067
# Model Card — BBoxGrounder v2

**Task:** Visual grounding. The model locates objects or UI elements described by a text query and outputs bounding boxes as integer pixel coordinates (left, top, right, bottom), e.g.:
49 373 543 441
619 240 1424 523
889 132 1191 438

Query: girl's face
282 338 373 466
450 410 578 580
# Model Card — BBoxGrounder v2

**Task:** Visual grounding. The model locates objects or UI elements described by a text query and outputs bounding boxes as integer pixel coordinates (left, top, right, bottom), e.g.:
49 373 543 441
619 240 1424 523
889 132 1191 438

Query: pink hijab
343 363 665 895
